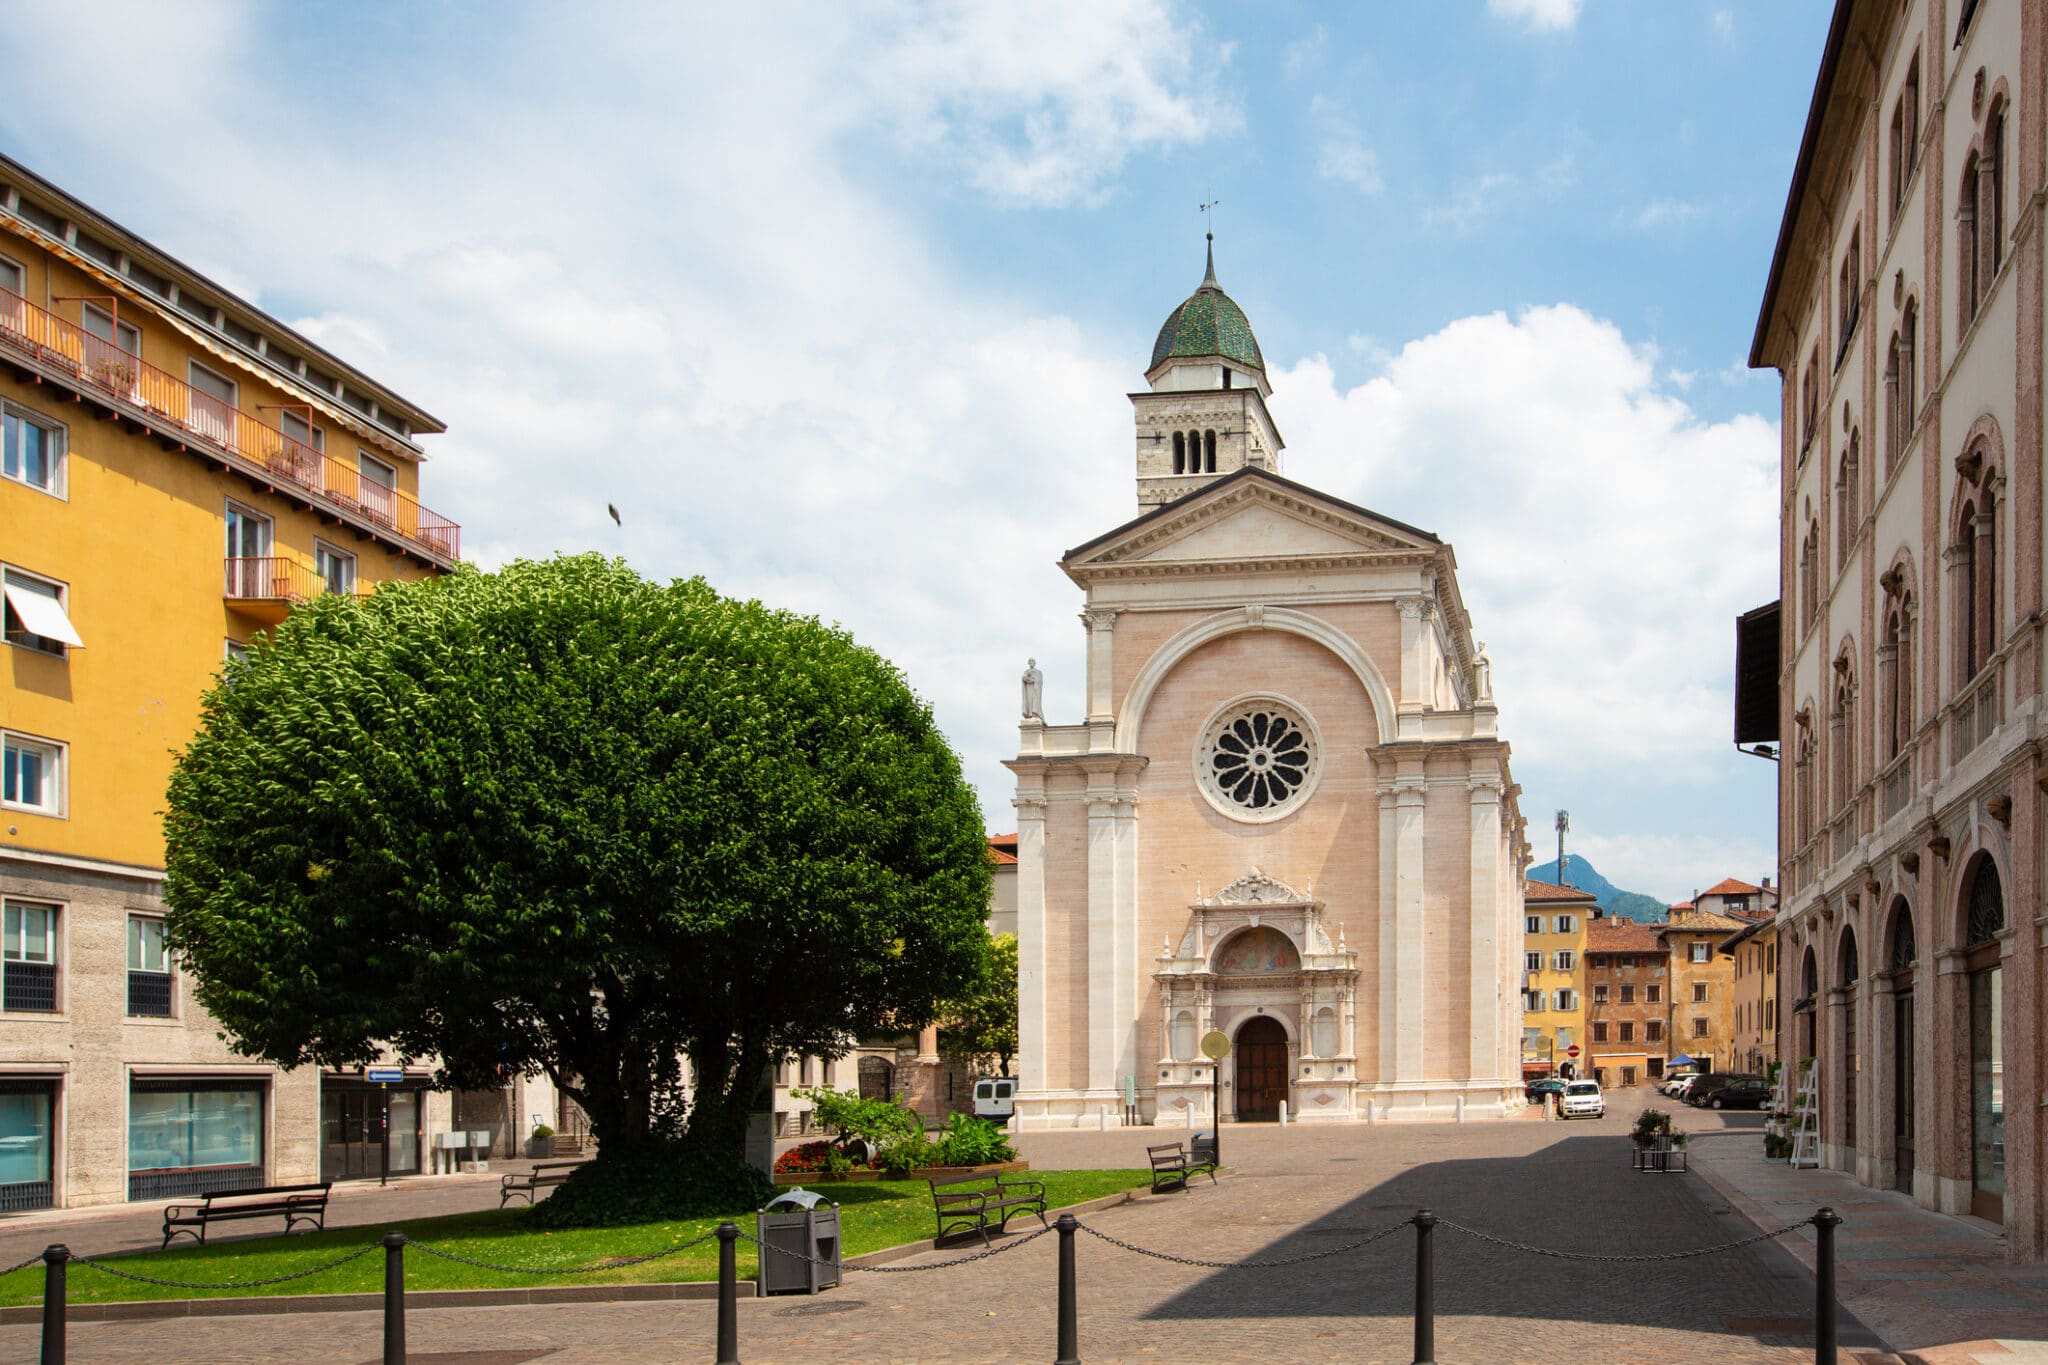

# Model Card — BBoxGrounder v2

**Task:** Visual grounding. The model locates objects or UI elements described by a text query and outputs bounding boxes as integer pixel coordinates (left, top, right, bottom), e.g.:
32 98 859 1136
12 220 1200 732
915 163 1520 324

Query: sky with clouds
0 0 1834 903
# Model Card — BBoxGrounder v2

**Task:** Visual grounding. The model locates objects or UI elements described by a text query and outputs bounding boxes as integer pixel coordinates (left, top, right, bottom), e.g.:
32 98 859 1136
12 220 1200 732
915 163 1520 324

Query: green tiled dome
1150 240 1264 372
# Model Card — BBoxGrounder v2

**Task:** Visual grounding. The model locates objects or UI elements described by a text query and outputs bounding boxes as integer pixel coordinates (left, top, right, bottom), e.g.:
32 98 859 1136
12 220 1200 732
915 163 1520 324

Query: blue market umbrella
1668 1054 1698 1067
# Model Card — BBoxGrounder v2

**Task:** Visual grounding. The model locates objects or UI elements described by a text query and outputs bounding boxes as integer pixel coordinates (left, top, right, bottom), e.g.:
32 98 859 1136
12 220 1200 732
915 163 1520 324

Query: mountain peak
1525 857 1668 924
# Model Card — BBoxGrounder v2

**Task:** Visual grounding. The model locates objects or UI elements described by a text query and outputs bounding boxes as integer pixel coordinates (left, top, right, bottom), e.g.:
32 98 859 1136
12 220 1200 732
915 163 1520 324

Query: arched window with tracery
1879 570 1914 769
1960 150 1981 324
1952 449 1998 683
1884 334 1903 473
1831 651 1857 814
1983 98 2006 282
1794 705 1817 848
1965 857 2005 947
1837 432 1860 566
1801 518 1821 630
1886 899 1915 972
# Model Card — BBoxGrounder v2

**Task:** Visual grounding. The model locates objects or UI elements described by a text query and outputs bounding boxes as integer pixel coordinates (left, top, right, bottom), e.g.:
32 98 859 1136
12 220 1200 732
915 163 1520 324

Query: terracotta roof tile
1584 918 1668 953
1700 877 1763 897
987 834 1018 866
1523 879 1598 902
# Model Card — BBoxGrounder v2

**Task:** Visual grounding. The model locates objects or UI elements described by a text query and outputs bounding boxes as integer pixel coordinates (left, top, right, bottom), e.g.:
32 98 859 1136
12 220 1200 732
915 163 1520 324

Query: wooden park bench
160 1182 331 1249
1147 1141 1218 1193
927 1171 1049 1247
499 1160 589 1207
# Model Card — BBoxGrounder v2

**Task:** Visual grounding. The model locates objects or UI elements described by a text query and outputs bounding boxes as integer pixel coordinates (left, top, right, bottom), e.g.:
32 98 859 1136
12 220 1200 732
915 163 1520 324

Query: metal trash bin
1190 1130 1217 1168
756 1188 842 1295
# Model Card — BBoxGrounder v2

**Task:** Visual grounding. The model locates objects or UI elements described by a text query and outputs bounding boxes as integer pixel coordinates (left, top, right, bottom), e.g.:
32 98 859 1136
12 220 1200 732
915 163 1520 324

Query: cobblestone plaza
0 1090 1925 1364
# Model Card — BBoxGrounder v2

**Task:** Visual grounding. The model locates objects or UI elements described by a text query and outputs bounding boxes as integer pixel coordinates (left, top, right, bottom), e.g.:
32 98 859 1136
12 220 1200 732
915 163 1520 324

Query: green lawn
0 1170 1148 1307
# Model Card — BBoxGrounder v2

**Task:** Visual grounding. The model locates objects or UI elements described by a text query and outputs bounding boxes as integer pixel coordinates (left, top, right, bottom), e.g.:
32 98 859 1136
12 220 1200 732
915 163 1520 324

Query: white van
972 1077 1016 1120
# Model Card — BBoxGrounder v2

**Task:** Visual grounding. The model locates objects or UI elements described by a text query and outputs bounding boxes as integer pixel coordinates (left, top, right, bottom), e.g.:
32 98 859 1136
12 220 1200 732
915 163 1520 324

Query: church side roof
1062 465 1440 563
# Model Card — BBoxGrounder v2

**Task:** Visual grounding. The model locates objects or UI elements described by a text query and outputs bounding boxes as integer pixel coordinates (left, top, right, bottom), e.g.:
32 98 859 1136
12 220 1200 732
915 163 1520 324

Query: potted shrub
527 1123 555 1158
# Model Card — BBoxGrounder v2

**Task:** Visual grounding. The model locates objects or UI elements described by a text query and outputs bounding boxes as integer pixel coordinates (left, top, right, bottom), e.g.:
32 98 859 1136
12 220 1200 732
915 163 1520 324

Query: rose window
1196 699 1321 821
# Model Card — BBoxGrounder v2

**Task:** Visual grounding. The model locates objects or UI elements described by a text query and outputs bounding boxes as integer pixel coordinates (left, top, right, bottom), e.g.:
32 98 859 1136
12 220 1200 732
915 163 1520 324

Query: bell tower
1132 236 1285 508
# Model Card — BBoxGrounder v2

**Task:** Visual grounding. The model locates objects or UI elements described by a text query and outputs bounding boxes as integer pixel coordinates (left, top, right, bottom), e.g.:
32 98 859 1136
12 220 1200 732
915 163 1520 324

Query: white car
972 1077 1015 1119
1559 1080 1605 1119
1665 1075 1702 1100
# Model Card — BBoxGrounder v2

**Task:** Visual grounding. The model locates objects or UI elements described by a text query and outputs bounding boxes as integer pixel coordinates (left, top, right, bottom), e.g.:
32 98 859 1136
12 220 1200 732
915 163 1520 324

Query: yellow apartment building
0 156 464 1208
1723 913 1781 1076
1661 903 1744 1076
1520 880 1593 1080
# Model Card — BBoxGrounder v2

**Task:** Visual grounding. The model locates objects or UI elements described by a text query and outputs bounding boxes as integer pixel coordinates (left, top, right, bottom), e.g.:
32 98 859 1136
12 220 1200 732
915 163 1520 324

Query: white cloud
1309 96 1383 194
1423 171 1520 233
861 0 1239 207
1488 0 1583 33
1283 24 1326 76
1271 304 1780 783
1712 9 1735 41
1629 198 1705 230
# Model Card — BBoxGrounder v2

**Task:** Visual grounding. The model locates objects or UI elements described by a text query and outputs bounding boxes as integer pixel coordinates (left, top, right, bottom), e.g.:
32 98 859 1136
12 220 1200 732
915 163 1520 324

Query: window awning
4 583 83 647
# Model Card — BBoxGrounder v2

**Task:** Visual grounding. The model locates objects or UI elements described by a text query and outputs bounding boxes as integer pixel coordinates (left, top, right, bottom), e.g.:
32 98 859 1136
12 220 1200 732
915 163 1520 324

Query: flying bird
607 503 621 526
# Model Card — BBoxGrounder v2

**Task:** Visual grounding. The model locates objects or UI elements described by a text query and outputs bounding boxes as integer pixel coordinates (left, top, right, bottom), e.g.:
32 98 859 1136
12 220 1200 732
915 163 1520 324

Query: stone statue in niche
1021 658 1043 719
1474 641 1494 704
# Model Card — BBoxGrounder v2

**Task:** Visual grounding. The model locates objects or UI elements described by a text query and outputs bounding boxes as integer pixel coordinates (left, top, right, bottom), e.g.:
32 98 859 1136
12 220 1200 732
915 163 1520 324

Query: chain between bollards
1054 1212 1079 1365
715 1220 741 1365
1410 1210 1436 1365
1812 1206 1841 1365
383 1232 407 1365
39 1244 67 1365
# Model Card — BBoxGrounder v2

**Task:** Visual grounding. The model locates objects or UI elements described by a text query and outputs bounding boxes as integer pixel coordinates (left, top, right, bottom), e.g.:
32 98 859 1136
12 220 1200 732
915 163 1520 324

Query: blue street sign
366 1067 404 1084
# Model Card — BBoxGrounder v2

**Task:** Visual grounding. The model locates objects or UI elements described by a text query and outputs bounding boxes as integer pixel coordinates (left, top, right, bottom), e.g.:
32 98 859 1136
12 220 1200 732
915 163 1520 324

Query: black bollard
383 1232 407 1365
716 1221 741 1365
1411 1210 1437 1365
1054 1213 1079 1365
39 1244 67 1365
1813 1207 1842 1365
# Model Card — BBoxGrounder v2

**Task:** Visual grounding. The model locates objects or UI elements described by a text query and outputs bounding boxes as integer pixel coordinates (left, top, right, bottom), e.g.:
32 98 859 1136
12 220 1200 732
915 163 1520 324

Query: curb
0 1182 1173 1324
1682 1139 1820 1276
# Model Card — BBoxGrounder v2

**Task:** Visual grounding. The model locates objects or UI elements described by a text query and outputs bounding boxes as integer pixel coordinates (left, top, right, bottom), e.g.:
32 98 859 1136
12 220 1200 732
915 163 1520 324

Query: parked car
1525 1078 1568 1104
1661 1073 1701 1096
1688 1074 1763 1107
1705 1079 1772 1110
1558 1080 1605 1119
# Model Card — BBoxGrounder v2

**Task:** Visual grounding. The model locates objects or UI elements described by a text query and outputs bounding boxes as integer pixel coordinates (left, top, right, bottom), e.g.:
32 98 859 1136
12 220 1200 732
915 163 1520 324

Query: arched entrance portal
1962 857 2005 1223
1234 1016 1288 1122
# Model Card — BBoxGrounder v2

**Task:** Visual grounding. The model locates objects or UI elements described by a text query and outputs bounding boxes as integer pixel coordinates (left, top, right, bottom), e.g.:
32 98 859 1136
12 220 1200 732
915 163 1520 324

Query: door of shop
322 1085 423 1183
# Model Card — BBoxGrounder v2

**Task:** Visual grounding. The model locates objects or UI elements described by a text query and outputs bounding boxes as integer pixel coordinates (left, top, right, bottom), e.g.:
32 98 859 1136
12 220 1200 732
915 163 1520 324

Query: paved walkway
1687 1126 2048 1364
0 1088 1863 1363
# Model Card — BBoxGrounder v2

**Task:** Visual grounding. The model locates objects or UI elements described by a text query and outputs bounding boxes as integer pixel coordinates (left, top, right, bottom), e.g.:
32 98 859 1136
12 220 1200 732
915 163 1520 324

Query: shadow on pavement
1138 1134 1884 1349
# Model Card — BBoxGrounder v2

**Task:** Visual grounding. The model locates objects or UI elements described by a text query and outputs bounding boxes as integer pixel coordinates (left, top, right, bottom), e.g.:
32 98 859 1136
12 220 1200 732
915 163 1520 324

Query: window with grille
2 900 58 1013
128 916 172 1018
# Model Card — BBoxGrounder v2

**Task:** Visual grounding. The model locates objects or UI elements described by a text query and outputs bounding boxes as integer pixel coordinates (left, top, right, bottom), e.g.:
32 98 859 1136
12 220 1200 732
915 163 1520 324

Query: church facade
1007 246 1532 1129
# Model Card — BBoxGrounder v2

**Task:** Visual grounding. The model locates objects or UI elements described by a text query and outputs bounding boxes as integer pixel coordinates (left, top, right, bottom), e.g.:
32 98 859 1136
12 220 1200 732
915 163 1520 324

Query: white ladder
1789 1058 1820 1168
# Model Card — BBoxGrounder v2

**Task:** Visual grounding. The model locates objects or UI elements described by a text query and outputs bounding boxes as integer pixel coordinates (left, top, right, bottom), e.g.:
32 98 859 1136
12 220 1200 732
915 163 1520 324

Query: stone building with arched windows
1747 0 2048 1257
1006 242 1531 1129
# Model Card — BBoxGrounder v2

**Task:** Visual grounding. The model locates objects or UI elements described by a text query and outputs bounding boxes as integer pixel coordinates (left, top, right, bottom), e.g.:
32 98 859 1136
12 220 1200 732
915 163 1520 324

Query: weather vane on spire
1199 195 1221 241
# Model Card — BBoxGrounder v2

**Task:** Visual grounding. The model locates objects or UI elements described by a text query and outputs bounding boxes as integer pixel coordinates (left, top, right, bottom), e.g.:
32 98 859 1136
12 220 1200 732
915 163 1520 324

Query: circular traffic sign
1200 1029 1231 1061
1565 1045 1581 1058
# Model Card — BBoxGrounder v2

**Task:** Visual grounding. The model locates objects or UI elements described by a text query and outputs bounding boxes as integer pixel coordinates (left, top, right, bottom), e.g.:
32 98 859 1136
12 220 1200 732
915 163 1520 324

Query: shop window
128 1079 265 1200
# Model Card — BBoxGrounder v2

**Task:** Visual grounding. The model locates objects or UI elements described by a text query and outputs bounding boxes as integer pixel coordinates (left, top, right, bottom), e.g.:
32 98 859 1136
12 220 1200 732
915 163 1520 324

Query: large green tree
164 555 992 1220
938 932 1017 1077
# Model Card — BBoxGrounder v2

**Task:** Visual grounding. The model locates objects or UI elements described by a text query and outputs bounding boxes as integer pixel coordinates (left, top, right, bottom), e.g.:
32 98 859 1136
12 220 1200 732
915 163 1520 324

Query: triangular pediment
1065 468 1438 572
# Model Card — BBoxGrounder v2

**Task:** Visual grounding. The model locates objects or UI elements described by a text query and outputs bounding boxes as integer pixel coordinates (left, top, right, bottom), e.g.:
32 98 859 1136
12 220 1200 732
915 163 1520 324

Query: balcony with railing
0 288 458 561
1880 750 1913 820
1948 667 2000 763
224 556 365 623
